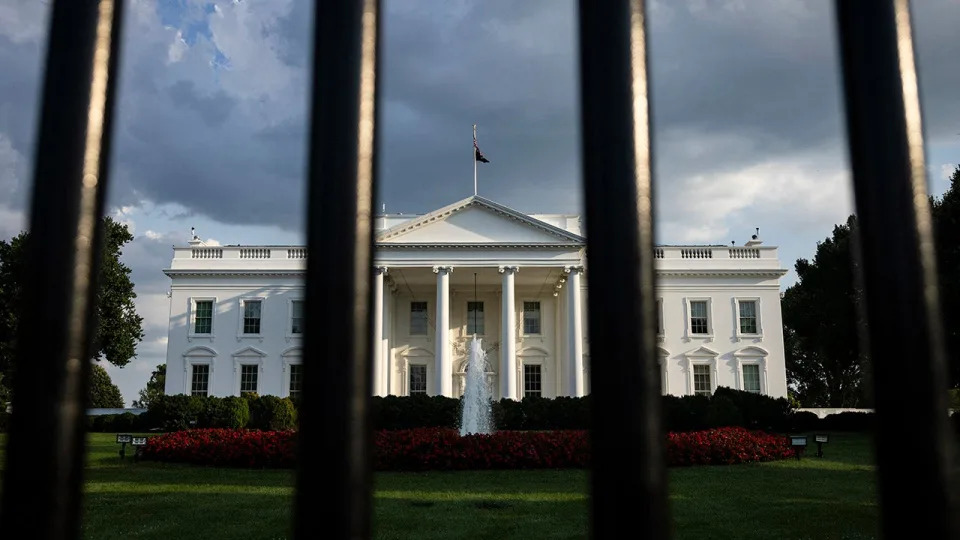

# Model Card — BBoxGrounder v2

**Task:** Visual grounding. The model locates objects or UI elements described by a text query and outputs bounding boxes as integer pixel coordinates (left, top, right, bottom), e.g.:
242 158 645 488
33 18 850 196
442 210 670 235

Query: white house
163 195 789 400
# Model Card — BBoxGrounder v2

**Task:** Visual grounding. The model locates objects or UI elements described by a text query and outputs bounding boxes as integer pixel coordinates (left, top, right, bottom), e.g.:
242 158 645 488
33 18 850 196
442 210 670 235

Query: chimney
188 227 204 246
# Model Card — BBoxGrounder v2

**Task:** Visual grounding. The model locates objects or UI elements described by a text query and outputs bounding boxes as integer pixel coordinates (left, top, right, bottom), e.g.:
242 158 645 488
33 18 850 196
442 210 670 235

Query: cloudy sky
2 0 959 405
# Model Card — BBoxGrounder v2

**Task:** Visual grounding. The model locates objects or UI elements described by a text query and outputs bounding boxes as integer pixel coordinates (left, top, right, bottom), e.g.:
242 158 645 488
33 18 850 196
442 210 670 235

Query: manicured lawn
0 432 878 539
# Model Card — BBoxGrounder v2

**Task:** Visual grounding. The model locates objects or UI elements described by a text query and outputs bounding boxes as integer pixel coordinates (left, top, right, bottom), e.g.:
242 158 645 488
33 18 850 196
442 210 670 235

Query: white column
499 266 518 400
433 266 453 397
565 266 584 397
372 266 386 397
383 284 394 395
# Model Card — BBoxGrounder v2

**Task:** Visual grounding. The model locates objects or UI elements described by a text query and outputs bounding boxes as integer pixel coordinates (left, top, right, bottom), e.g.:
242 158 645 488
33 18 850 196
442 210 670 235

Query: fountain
460 335 494 435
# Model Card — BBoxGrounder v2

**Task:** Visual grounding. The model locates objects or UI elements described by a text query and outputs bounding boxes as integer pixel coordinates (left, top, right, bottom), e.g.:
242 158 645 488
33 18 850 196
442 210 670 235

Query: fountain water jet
460 335 493 435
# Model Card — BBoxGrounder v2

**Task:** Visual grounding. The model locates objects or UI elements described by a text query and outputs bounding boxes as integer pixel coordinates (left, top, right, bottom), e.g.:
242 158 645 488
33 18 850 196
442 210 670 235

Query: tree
133 364 166 408
932 165 960 389
0 217 144 397
89 363 124 408
782 216 868 407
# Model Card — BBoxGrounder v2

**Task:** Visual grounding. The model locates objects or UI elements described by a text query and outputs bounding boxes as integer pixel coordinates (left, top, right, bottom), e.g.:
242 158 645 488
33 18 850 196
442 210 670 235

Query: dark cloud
166 81 235 127
2 0 959 231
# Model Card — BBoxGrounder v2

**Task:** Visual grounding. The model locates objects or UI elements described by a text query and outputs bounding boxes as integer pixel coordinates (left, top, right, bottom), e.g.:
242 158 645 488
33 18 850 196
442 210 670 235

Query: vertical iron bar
295 0 380 538
0 0 125 537
578 1 670 538
835 1 958 537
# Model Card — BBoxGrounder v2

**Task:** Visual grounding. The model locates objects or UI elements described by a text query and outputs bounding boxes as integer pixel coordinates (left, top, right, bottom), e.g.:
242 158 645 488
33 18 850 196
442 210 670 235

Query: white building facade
163 196 789 400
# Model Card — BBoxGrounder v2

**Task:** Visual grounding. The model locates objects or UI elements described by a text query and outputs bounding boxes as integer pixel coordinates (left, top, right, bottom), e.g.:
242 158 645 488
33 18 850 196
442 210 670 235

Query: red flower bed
141 426 792 470
666 427 794 466
372 428 590 470
140 428 296 468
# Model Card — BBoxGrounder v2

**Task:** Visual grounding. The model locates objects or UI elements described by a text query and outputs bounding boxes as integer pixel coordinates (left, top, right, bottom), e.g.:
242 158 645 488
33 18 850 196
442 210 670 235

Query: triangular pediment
377 196 584 245
232 346 267 358
684 346 719 358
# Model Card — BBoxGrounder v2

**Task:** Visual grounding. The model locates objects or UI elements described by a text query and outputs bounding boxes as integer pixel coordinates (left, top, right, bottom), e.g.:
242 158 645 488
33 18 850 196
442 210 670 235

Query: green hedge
87 412 149 432
142 394 299 431
367 389 873 433
249 395 297 431
92 389 888 434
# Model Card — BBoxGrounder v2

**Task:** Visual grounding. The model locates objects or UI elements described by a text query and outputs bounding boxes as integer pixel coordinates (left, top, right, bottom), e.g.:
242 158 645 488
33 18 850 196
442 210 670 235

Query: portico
372 196 587 400
371 262 586 400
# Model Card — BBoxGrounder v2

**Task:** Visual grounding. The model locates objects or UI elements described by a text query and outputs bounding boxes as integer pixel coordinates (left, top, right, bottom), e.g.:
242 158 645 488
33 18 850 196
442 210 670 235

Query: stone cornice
656 269 788 278
164 270 305 278
376 242 584 249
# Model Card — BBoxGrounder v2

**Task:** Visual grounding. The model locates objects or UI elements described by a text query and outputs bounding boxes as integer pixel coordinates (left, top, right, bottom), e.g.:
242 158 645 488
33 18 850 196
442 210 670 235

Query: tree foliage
782 216 867 407
0 217 144 398
133 364 166 408
932 165 960 389
89 363 124 408
785 165 960 404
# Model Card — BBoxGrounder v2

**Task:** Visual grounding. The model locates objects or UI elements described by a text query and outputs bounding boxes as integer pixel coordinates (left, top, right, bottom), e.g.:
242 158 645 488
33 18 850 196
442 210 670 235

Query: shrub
372 395 460 430
249 395 296 431
114 412 138 432
706 395 743 428
712 387 792 432
143 392 800 434
200 397 249 429
820 412 874 432
662 394 711 432
789 411 821 432
145 394 206 431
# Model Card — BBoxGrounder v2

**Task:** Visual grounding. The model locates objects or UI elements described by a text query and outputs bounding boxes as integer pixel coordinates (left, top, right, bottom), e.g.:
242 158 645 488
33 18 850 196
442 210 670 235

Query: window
191 364 209 397
523 301 541 334
289 364 303 399
410 301 428 335
290 300 304 334
467 301 484 335
194 300 213 334
524 365 542 398
738 300 759 335
690 300 708 335
693 364 711 396
409 364 427 395
743 364 761 394
240 364 258 394
242 300 262 334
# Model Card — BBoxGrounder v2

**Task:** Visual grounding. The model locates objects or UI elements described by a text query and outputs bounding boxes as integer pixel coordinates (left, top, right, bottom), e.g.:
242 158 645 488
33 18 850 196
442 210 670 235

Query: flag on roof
474 133 490 163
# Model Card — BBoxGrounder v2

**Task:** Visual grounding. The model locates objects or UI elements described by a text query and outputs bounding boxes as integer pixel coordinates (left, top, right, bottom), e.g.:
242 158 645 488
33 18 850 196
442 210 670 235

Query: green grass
0 432 879 539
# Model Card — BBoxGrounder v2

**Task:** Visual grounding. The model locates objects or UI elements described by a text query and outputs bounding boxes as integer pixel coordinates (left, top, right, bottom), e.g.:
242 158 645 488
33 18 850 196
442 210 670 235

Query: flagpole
473 124 478 196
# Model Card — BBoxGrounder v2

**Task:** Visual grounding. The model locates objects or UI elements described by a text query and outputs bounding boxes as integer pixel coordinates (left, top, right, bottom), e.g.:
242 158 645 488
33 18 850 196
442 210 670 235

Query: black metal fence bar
835 1 959 537
578 1 670 538
294 0 380 538
0 0 125 538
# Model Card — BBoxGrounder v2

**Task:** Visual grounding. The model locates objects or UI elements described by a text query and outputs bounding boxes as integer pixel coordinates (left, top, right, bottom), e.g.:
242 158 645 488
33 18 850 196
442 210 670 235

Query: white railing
191 248 222 259
680 248 712 259
176 245 776 262
728 248 760 259
240 248 271 259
